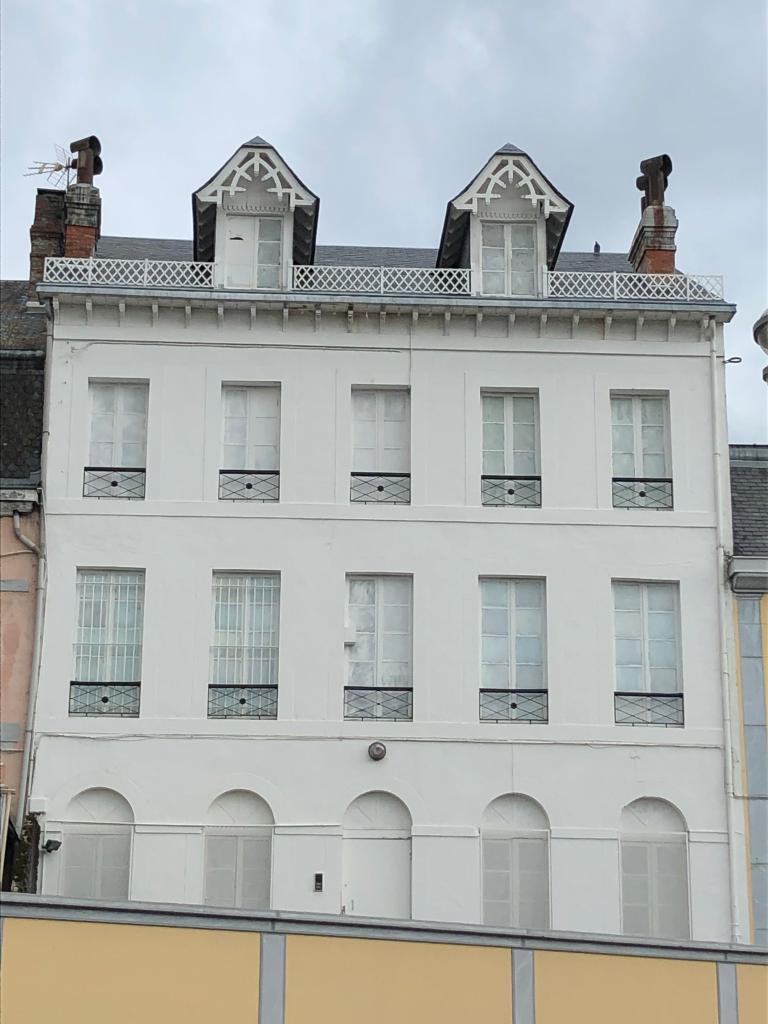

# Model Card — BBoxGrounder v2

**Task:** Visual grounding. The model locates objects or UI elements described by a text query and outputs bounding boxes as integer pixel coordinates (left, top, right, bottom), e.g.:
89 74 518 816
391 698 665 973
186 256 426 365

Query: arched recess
620 797 690 940
204 790 274 910
480 794 550 930
61 788 134 901
342 792 412 920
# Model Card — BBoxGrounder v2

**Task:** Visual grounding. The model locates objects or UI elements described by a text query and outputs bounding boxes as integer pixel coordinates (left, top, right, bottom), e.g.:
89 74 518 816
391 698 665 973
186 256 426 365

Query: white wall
31 300 743 939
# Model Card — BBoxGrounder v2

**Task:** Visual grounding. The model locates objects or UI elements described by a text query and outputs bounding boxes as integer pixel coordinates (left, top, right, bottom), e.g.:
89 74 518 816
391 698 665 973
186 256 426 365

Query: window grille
481 393 541 506
613 581 681 725
481 222 536 296
611 394 672 509
482 834 549 929
345 576 412 718
72 577 145 712
480 578 546 692
351 390 410 504
209 575 280 712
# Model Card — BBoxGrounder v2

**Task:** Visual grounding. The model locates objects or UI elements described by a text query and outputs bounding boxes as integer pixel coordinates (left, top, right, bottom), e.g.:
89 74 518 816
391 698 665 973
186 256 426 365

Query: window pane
259 218 282 242
482 248 505 270
611 397 633 424
257 241 281 266
509 224 534 248
510 271 535 295
482 271 505 294
510 249 535 271
482 396 504 423
256 266 280 289
481 223 504 246
647 585 675 612
614 583 640 611
515 580 543 608
481 580 509 608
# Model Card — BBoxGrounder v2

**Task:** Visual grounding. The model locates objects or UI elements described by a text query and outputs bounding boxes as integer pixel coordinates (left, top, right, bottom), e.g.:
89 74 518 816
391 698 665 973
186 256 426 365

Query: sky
1 0 766 440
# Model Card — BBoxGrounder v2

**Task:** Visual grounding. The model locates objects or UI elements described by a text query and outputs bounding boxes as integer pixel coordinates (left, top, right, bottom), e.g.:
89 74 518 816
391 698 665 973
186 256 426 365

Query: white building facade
28 139 748 941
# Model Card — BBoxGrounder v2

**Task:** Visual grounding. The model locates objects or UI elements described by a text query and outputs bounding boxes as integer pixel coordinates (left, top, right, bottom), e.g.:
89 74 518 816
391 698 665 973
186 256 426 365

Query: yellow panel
535 951 718 1024
0 918 260 1023
737 964 768 1024
285 934 512 1024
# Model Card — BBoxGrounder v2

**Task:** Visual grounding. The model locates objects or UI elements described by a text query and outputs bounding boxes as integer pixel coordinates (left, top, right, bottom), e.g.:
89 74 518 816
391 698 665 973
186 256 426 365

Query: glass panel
614 583 640 611
257 241 281 266
510 271 534 295
482 248 505 270
647 585 675 612
258 218 282 242
482 395 504 422
256 266 280 289
482 271 505 295
508 224 535 248
481 223 504 246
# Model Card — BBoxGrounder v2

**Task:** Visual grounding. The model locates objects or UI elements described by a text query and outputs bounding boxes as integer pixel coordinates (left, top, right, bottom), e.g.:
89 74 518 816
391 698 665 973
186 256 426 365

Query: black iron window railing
83 467 146 499
207 685 278 719
218 470 280 501
614 691 684 727
612 477 673 510
481 475 541 507
479 688 548 723
350 473 411 504
344 686 413 720
69 682 140 717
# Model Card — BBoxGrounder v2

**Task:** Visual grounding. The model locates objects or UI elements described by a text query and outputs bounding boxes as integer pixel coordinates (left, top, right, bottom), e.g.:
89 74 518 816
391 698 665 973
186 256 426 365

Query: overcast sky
2 0 765 440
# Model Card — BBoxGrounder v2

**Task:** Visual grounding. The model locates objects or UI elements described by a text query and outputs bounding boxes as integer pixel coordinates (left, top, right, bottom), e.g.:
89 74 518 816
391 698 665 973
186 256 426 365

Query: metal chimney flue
69 136 103 185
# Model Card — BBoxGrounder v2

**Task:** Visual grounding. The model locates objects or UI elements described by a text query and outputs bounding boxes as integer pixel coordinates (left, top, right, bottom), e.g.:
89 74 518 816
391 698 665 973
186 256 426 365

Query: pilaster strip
512 947 535 1024
716 962 738 1024
258 932 286 1024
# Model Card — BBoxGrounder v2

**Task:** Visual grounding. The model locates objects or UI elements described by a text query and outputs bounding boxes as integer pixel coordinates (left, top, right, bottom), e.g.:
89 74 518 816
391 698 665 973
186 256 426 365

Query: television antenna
25 144 73 187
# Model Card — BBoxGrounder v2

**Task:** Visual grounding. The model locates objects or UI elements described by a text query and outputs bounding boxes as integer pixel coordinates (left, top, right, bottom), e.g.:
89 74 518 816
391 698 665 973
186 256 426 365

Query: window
225 215 283 289
60 789 133 901
481 795 550 930
70 571 144 717
480 578 547 722
219 385 280 500
620 798 690 940
208 574 280 718
611 394 672 509
204 791 274 910
351 389 410 504
345 576 413 719
480 222 536 296
481 393 541 506
613 581 683 726
85 382 148 498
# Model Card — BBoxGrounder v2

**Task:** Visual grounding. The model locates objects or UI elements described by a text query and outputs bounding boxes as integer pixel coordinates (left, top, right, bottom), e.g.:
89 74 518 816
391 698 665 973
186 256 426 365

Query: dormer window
225 216 283 289
481 222 536 296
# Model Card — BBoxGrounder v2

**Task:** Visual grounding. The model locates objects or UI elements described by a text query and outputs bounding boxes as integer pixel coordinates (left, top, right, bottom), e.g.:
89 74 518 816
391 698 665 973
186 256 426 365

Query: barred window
480 578 546 690
613 581 680 693
210 574 280 686
346 576 412 689
89 382 148 468
221 386 280 471
74 571 145 683
611 394 669 479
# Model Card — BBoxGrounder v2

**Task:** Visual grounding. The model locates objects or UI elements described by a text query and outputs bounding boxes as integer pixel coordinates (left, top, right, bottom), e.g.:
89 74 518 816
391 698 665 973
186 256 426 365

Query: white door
342 836 411 919
226 216 258 288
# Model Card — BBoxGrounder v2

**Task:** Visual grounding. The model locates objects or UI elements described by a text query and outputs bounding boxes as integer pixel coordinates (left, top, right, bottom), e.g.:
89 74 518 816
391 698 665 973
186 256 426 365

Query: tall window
611 394 672 509
480 578 547 722
70 571 144 717
613 581 683 726
219 385 281 501
480 222 536 296
481 795 550 930
85 382 148 498
208 574 280 719
481 393 541 506
204 791 273 910
225 215 282 289
621 798 690 940
60 789 133 901
351 389 411 504
345 576 413 720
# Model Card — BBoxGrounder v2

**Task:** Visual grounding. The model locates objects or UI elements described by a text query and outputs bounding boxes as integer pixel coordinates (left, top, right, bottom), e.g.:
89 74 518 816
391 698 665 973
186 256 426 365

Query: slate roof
730 445 768 558
95 235 633 272
0 281 46 488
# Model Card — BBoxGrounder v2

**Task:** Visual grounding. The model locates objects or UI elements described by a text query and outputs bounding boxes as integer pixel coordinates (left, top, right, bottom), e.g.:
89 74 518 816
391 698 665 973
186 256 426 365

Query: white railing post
542 270 549 299
612 272 618 300
380 267 385 294
143 260 149 287
87 259 93 285
686 276 691 301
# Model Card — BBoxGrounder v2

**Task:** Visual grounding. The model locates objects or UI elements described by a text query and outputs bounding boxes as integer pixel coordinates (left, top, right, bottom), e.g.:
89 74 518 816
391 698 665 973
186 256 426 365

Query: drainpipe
709 319 741 943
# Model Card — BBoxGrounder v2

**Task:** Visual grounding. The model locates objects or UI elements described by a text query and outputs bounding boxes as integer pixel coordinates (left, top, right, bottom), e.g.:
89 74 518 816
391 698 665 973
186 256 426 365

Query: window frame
619 831 691 940
479 220 538 297
351 388 411 475
481 828 551 930
73 569 145 684
479 577 547 692
345 574 413 691
209 572 281 689
612 580 682 696
88 380 149 470
481 391 541 478
610 392 671 481
220 384 281 472
224 214 284 290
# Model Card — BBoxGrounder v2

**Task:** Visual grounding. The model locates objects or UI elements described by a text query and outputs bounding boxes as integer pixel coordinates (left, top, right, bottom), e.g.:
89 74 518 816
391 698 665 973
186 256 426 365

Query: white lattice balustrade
545 271 723 301
293 265 471 295
44 257 215 288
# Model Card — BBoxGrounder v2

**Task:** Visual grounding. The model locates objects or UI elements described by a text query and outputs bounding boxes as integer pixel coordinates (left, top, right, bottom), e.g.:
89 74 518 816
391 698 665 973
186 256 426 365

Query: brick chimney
28 189 65 300
63 181 101 258
629 154 677 274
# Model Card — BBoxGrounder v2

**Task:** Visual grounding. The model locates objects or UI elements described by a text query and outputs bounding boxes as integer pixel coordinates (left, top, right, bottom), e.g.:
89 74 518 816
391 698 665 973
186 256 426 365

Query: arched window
204 790 273 910
481 794 550 929
61 788 134 900
342 791 411 919
620 798 690 939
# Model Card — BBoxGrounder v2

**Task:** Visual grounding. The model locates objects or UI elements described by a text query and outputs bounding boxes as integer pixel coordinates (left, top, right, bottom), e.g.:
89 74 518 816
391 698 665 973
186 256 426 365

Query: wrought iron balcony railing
614 691 684 727
69 682 140 717
207 685 278 719
479 688 548 723
612 477 673 510
83 467 146 499
344 686 413 720
219 470 280 501
481 475 541 507
43 258 725 303
350 473 411 504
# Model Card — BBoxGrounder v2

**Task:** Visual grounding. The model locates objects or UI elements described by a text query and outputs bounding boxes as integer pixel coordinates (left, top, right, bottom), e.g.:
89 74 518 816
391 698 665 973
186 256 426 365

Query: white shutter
621 838 689 939
221 386 280 471
61 830 130 900
98 833 132 900
61 833 99 898
352 390 410 473
239 835 272 909
204 834 238 907
204 832 272 909
89 382 148 468
346 576 412 688
482 834 549 929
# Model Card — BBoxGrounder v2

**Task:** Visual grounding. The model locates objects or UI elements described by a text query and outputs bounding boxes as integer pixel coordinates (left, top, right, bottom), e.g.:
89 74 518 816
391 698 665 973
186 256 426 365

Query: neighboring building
26 137 747 941
729 444 768 946
1 894 766 1024
0 280 46 887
